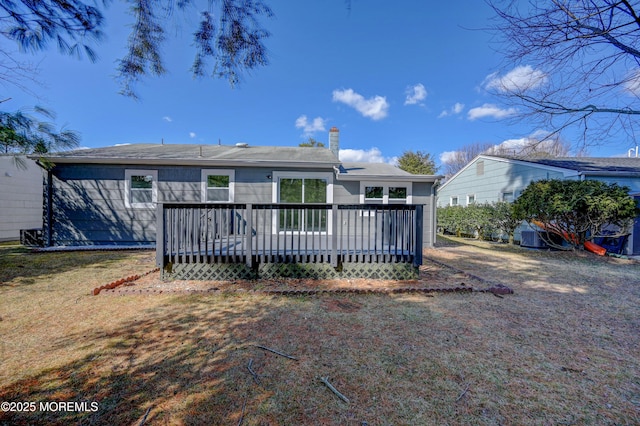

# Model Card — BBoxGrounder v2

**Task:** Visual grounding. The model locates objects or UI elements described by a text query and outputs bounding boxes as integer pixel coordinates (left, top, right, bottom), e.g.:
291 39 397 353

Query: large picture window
201 169 235 203
272 172 333 233
125 169 157 208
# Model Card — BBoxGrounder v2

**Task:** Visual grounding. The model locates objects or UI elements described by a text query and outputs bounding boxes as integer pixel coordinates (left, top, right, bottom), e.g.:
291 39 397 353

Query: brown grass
0 237 639 425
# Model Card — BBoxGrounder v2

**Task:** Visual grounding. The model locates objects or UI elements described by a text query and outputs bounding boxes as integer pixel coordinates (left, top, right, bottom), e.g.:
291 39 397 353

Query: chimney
329 127 340 159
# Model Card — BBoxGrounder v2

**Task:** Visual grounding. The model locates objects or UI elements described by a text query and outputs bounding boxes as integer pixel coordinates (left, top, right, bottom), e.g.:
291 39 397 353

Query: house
33 128 442 279
0 155 43 242
436 155 640 255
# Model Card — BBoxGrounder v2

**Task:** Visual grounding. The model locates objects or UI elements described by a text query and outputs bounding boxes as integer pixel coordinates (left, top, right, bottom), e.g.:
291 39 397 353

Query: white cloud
438 102 465 118
467 103 517 120
189 132 196 138
404 83 427 105
339 147 397 165
483 65 547 92
439 151 458 163
295 115 327 135
332 88 389 120
624 69 640 96
496 137 529 151
162 116 173 122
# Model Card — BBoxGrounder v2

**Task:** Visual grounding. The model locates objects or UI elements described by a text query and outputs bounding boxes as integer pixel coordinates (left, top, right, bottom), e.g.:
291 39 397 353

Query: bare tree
488 0 640 148
442 137 578 178
441 142 495 178
488 137 573 158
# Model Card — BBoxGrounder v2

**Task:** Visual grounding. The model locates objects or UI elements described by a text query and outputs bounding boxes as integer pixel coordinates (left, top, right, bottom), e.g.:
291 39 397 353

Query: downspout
430 180 439 248
35 160 54 247
46 168 53 247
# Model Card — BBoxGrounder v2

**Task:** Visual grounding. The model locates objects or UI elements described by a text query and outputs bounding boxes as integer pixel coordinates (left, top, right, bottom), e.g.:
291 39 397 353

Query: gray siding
47 163 436 248
412 182 437 248
49 165 149 246
333 180 359 203
0 156 43 241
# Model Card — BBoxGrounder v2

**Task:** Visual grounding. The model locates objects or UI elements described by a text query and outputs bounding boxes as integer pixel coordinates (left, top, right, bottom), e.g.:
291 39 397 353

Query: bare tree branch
488 0 640 149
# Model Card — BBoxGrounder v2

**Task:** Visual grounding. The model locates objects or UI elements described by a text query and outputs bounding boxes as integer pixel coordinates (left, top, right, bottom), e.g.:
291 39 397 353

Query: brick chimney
329 127 339 159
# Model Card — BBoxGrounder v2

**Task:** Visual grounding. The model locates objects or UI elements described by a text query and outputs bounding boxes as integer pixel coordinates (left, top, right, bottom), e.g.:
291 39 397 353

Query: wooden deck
156 203 423 272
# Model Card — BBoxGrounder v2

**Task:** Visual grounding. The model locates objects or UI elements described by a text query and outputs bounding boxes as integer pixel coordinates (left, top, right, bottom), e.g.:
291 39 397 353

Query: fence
156 203 423 273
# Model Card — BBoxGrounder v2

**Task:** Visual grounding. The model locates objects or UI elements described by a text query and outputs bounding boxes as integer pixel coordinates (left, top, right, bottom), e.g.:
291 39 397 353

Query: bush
437 202 521 243
513 179 638 250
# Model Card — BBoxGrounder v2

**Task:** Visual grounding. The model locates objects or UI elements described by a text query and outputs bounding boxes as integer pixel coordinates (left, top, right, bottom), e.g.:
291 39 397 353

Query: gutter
30 156 340 169
579 171 640 178
333 165 443 183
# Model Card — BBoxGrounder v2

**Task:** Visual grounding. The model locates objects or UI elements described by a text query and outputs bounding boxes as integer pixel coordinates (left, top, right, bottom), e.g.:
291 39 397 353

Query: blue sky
4 1 635 167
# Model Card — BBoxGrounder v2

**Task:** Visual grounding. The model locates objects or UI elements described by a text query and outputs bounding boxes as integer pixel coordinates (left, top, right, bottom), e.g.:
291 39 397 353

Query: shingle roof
493 156 640 176
38 143 340 167
339 162 412 176
336 162 442 182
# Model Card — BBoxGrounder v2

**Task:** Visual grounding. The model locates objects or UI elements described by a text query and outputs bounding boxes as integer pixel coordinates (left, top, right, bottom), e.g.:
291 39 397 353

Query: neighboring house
32 129 441 278
436 155 640 255
0 155 43 242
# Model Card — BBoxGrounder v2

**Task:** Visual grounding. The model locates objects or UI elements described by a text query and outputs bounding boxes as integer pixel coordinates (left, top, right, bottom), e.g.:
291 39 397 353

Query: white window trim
501 191 514 202
271 171 334 234
201 169 235 203
124 169 157 209
450 196 459 206
467 194 476 205
359 181 412 204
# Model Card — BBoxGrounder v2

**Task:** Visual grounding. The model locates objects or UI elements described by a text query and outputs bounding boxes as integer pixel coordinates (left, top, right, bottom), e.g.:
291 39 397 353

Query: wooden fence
156 203 423 270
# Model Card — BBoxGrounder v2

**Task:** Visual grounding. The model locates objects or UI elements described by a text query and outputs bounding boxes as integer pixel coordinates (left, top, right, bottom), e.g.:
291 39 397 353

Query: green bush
513 179 638 250
437 202 521 243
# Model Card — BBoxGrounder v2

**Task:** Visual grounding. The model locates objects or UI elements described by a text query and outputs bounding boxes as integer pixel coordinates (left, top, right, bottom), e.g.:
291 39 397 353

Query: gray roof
337 162 442 182
37 143 340 168
494 156 640 176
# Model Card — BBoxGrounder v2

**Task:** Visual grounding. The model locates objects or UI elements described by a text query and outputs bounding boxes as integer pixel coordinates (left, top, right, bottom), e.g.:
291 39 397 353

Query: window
365 186 383 202
272 172 333 233
467 194 475 205
389 187 407 202
201 169 234 202
360 182 411 204
502 192 514 202
450 196 458 206
125 169 157 208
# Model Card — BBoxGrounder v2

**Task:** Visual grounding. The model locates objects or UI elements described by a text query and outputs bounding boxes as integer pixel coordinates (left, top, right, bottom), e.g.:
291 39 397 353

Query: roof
336 162 442 182
35 143 340 168
502 156 640 176
439 154 640 191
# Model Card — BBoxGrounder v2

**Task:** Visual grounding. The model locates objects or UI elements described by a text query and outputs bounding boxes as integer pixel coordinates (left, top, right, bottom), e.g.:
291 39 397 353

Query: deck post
245 204 253 268
331 204 338 267
413 205 423 267
156 203 164 268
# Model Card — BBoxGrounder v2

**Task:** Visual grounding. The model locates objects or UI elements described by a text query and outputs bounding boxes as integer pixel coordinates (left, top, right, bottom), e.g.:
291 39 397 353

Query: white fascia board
437 155 485 191
439 155 579 191
480 155 580 176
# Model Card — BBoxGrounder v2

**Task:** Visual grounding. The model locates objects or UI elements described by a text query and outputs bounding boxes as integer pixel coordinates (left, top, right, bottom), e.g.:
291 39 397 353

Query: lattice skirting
163 262 418 281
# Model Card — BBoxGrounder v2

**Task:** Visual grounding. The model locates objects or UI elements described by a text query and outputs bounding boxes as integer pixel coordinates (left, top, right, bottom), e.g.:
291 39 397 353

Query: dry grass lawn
0 237 638 425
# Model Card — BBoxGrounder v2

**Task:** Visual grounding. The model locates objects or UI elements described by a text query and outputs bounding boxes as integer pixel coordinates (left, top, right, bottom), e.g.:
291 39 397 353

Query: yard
0 237 638 425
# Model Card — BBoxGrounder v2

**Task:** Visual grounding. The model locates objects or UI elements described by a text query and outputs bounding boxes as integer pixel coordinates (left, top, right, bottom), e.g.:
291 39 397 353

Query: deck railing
156 203 423 269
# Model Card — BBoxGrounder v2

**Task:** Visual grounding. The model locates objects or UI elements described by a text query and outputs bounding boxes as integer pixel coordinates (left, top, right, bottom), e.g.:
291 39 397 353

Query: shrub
513 179 638 250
